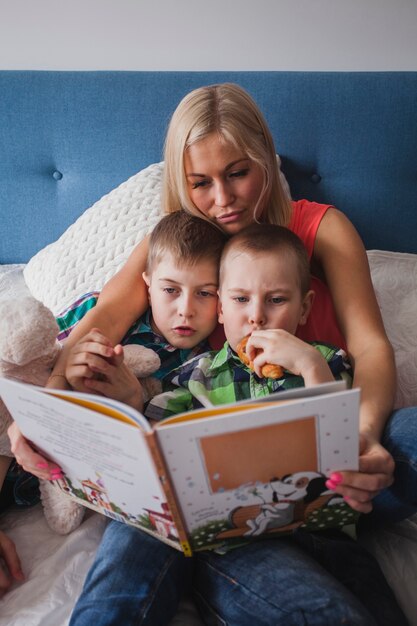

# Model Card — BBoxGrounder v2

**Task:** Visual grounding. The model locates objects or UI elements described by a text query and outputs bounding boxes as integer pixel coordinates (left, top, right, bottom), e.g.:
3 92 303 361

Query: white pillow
24 163 165 315
367 250 417 409
23 157 291 316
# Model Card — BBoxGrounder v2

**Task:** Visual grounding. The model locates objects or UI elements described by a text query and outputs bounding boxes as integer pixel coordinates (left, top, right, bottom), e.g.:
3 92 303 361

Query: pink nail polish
36 462 48 469
330 472 343 485
325 479 337 490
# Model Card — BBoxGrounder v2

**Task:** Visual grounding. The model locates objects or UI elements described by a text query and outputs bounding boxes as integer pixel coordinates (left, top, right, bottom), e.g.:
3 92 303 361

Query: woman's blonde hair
163 83 292 227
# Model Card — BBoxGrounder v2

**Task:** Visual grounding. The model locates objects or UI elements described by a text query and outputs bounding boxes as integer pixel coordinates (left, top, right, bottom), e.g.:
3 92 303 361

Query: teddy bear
0 294 161 534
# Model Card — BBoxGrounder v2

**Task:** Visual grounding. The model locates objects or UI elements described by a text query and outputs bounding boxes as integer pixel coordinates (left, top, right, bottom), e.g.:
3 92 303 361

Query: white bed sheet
1 264 417 626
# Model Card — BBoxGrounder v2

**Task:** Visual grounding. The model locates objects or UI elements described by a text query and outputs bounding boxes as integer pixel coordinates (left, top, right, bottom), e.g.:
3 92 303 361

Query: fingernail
343 496 351 502
330 472 343 486
325 479 337 490
36 462 48 469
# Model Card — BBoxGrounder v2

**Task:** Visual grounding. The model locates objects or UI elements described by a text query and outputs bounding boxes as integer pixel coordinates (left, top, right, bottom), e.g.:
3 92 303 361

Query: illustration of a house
81 479 112 511
144 502 178 539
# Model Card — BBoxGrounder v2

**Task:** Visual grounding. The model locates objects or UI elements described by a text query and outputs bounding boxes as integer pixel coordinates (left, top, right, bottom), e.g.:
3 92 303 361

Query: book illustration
156 395 359 550
0 378 360 554
53 469 177 536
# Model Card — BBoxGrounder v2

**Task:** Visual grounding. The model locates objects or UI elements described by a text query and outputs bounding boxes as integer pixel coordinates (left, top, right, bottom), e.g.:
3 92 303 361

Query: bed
1 71 417 625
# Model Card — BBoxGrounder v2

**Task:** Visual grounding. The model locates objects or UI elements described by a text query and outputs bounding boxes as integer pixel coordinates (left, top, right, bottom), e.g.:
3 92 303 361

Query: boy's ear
217 290 224 324
298 290 315 326
142 272 151 304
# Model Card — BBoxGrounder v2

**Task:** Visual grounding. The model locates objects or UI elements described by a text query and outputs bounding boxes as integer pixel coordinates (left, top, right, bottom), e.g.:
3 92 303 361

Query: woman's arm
314 208 396 512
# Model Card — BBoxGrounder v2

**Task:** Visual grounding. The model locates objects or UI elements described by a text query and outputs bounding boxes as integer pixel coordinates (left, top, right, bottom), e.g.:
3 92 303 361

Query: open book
0 378 359 555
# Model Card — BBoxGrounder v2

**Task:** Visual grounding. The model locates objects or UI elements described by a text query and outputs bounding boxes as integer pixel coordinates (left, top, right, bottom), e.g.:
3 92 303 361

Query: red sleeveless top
288 200 346 350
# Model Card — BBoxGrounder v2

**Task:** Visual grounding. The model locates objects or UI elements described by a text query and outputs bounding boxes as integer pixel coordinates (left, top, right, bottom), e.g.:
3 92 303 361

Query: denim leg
193 535 378 626
365 406 417 526
293 529 408 626
69 520 192 626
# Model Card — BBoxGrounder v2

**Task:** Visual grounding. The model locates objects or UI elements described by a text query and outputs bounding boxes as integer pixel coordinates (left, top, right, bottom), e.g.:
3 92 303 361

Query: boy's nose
178 294 195 318
248 306 266 327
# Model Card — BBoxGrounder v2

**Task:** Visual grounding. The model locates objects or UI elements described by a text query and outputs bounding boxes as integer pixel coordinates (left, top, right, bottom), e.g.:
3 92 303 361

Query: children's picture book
0 377 360 555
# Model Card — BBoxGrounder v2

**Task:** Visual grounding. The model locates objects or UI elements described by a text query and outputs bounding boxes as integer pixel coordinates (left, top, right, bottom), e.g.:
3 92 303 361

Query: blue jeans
361 406 417 527
68 521 192 626
69 523 406 626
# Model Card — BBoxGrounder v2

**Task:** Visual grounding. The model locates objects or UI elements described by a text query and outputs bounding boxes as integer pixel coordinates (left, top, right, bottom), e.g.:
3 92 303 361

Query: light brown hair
146 210 227 274
220 223 311 295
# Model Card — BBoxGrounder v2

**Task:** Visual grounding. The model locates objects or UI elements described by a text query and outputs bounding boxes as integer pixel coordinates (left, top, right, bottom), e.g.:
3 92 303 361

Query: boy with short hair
65 210 227 404
144 223 351 420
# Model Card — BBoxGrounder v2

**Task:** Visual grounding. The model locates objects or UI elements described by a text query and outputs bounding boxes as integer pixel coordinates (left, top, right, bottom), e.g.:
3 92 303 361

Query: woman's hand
7 422 63 481
325 432 395 513
0 530 25 597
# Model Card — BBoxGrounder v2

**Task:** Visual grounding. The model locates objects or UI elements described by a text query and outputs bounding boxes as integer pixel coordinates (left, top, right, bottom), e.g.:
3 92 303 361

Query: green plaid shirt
145 341 352 421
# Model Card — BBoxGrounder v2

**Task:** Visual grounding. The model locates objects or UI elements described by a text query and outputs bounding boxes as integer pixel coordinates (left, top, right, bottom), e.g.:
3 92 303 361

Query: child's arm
48 236 151 392
246 330 335 386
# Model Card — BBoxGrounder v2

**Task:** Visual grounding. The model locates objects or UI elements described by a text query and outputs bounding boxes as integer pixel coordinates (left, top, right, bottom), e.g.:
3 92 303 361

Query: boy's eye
233 296 248 303
270 297 285 304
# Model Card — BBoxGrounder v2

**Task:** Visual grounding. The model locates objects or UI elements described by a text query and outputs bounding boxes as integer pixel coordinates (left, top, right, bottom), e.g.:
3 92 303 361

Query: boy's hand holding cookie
236 334 283 379
241 330 334 386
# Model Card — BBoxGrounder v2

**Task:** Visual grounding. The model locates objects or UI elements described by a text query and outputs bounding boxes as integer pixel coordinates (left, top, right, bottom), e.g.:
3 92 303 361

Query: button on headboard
1 71 416 263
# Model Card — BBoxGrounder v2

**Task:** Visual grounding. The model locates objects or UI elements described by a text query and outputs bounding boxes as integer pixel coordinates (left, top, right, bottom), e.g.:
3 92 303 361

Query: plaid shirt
56 293 209 381
145 341 352 420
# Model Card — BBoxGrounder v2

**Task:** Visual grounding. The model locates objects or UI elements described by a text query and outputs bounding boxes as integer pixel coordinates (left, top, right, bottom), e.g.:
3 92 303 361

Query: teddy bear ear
0 296 59 366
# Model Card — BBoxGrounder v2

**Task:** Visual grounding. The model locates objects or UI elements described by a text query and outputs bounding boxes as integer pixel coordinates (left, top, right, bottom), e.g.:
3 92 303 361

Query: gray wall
1 0 416 70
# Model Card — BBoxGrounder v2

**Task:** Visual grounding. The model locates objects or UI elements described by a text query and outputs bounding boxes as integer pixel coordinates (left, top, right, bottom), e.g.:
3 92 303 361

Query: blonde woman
10 84 413 625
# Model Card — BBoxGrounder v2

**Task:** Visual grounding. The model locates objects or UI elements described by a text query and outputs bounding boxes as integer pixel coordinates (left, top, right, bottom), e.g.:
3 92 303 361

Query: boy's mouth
173 326 195 337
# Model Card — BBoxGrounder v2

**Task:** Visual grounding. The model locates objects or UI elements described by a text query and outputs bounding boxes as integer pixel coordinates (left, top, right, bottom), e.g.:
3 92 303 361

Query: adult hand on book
8 421 63 481
325 433 394 514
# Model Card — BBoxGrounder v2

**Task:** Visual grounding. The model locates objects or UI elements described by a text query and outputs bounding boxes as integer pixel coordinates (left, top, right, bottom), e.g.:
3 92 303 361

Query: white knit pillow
24 162 165 315
24 158 291 316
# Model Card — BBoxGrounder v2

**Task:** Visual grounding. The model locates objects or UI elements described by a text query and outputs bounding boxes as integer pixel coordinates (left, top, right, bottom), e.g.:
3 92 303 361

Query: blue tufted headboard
1 71 417 263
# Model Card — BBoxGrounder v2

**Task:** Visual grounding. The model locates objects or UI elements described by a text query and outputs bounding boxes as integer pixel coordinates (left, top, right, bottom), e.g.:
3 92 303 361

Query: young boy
144 223 351 420
66 210 228 625
64 210 227 405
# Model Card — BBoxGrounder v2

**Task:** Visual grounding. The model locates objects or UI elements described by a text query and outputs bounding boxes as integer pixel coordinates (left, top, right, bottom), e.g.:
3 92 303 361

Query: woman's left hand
325 432 394 513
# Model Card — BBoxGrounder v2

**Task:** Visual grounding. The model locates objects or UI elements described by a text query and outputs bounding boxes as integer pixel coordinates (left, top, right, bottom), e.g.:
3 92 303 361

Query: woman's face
184 133 265 235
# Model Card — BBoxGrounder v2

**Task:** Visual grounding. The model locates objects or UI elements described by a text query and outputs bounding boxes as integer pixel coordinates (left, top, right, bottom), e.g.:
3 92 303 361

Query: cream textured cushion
367 250 417 409
23 157 290 316
24 162 165 315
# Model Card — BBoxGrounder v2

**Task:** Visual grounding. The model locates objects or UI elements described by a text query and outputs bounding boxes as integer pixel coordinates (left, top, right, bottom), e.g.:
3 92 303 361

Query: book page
0 379 179 543
155 388 360 551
